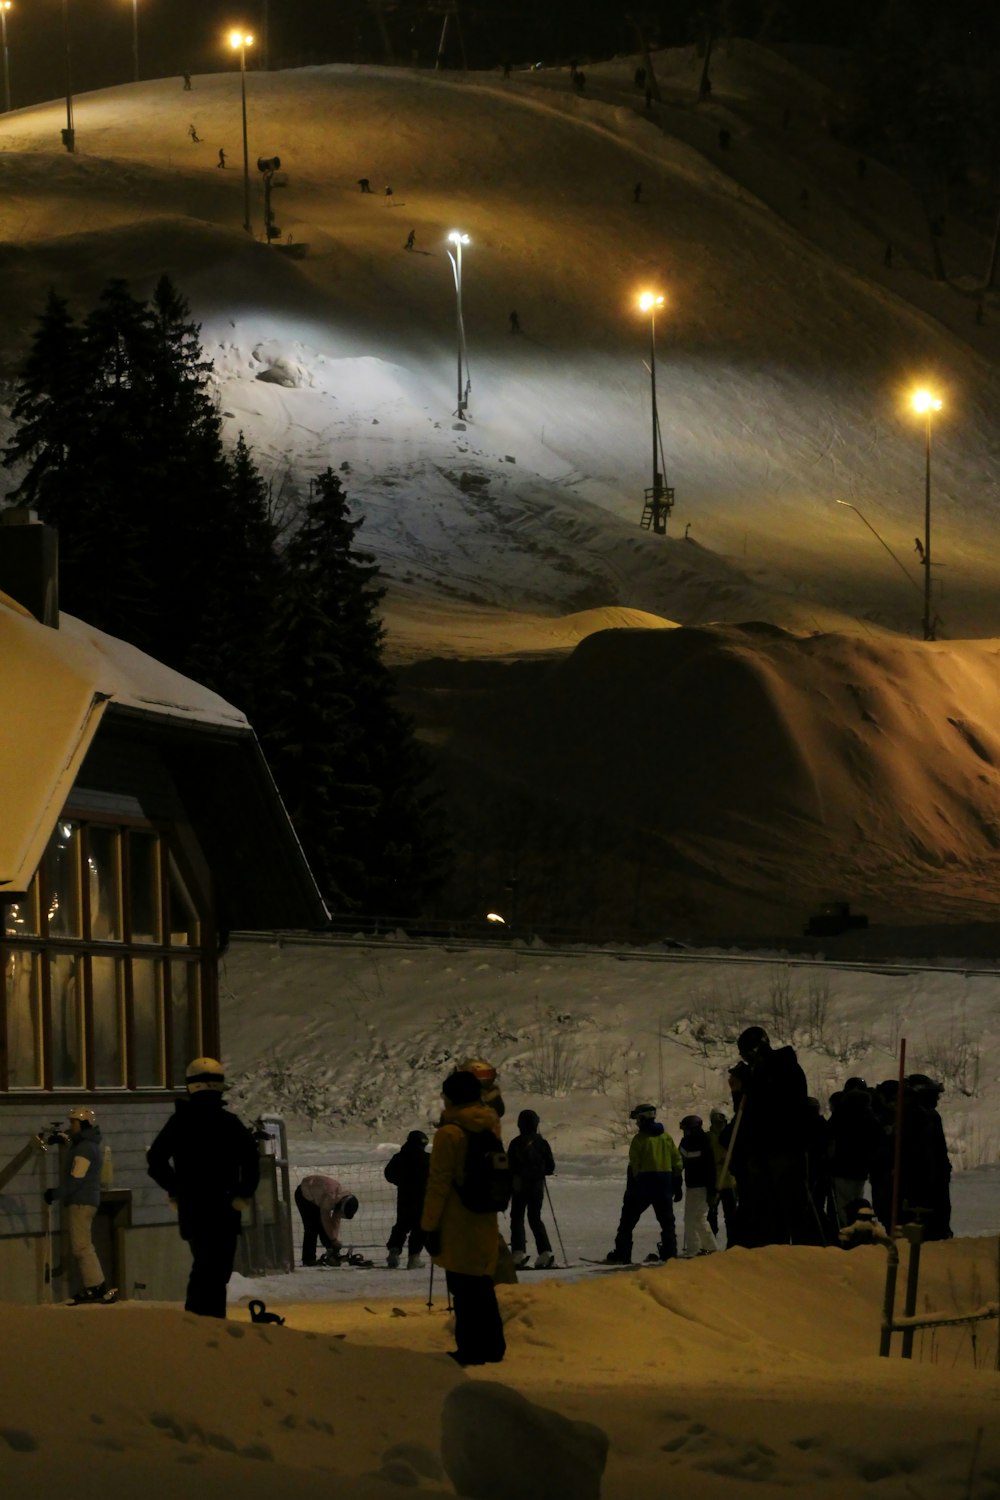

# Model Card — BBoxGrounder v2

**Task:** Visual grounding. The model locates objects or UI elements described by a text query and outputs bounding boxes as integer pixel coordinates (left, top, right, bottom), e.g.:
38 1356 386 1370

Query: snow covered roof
0 591 327 929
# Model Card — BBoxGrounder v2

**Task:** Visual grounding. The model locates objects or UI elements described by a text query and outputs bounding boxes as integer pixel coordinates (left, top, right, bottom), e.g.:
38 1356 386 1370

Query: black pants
387 1209 424 1257
184 1221 239 1318
738 1152 823 1248
613 1176 677 1260
707 1186 740 1246
510 1183 551 1255
445 1270 506 1365
295 1185 335 1265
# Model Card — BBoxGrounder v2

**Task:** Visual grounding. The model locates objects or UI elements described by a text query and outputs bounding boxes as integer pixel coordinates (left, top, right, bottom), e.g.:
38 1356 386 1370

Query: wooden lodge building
0 510 326 1301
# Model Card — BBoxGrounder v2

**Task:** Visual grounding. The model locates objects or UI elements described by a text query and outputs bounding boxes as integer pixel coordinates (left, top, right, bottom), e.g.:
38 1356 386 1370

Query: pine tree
266 468 442 912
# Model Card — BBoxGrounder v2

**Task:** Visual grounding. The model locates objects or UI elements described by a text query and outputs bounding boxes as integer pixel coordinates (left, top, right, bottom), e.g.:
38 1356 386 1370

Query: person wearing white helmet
44 1106 116 1304
146 1058 260 1317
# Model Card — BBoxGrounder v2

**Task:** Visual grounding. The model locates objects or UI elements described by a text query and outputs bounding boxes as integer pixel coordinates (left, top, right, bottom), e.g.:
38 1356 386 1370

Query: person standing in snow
726 1026 820 1248
384 1131 429 1267
358 177 372 192
508 1109 556 1268
217 148 226 168
907 1074 952 1239
182 72 192 90
827 1079 882 1228
707 1107 739 1246
606 1103 681 1264
404 228 416 250
44 1107 115 1304
294 1175 359 1265
421 1070 506 1366
678 1115 718 1256
147 1058 259 1318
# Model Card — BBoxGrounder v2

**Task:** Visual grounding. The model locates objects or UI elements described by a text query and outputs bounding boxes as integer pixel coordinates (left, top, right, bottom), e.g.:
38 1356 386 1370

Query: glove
43 1187 58 1205
672 1180 683 1203
231 1198 252 1213
423 1228 442 1258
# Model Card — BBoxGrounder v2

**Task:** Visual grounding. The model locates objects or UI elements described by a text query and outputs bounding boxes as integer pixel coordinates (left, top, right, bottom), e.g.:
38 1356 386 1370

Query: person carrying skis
678 1115 718 1256
44 1106 116 1304
508 1109 555 1268
294 1174 359 1266
384 1130 429 1267
605 1103 681 1264
147 1057 259 1318
421 1070 506 1366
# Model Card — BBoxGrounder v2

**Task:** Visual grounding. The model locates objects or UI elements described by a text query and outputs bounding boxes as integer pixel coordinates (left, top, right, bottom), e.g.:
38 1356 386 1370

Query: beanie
442 1070 482 1106
517 1109 540 1134
406 1130 429 1148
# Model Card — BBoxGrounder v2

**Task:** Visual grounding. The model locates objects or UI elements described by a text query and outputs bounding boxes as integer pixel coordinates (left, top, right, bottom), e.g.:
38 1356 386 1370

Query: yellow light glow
447 230 470 245
228 28 254 47
638 291 664 313
912 389 942 415
486 911 506 924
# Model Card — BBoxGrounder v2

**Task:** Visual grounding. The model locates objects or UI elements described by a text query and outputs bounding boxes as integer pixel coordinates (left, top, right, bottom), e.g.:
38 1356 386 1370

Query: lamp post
60 0 74 151
912 388 942 641
130 0 138 82
638 290 666 528
446 230 470 420
228 29 255 235
0 3 11 114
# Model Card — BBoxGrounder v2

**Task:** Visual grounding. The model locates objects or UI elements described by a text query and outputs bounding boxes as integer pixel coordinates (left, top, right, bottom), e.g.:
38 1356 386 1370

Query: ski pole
543 1179 569 1267
427 1261 434 1309
718 1094 745 1188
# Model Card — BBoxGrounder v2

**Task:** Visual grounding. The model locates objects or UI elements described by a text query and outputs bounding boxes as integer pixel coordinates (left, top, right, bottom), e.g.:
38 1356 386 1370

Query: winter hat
460 1057 497 1085
517 1109 540 1133
442 1070 482 1106
907 1073 944 1096
737 1026 769 1061
679 1114 703 1132
844 1076 869 1093
629 1103 657 1120
339 1195 359 1219
406 1130 429 1148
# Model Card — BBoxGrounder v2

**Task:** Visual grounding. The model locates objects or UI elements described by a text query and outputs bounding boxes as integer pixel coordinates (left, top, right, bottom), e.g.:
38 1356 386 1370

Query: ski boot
534 1251 555 1268
512 1251 531 1269
604 1250 631 1264
406 1253 425 1270
317 1249 343 1268
386 1251 401 1269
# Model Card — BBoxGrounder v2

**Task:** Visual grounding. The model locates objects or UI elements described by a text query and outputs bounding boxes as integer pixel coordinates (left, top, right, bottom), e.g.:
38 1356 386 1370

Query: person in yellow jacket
421 1070 506 1366
605 1103 682 1264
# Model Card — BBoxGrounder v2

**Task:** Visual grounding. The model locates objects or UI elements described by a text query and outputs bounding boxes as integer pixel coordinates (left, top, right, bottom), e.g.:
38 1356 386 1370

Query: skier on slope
146 1057 259 1318
508 1109 556 1268
605 1103 681 1264
294 1174 359 1265
384 1131 429 1268
678 1114 718 1256
44 1106 116 1304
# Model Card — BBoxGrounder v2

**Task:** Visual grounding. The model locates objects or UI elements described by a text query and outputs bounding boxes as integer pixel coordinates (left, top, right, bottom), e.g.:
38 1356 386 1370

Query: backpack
456 1127 512 1213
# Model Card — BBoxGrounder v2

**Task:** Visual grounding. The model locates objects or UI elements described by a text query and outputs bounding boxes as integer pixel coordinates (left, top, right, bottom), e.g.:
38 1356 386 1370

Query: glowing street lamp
129 0 139 83
911 388 942 641
446 231 471 420
0 3 12 114
638 290 671 533
228 28 255 235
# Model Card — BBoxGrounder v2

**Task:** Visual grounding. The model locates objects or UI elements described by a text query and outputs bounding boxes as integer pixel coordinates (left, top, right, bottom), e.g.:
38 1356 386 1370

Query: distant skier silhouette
914 537 925 562
385 185 394 205
509 309 521 334
188 124 201 143
404 228 415 250
182 72 192 91
633 181 642 203
358 177 372 192
217 148 226 168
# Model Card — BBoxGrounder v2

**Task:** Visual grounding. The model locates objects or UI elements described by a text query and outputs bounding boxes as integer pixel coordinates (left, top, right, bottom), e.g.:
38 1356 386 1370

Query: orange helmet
461 1057 497 1085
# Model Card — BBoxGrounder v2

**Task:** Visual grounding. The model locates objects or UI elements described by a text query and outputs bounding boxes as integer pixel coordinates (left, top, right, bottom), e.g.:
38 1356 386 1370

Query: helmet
737 1026 769 1061
186 1057 226 1092
679 1114 702 1131
406 1130 429 1148
340 1195 359 1219
68 1106 96 1127
709 1108 727 1126
907 1073 944 1095
460 1058 497 1085
629 1103 657 1120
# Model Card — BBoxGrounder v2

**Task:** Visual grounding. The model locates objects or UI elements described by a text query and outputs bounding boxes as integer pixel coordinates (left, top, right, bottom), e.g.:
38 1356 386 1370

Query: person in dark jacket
508 1109 555 1268
678 1115 718 1256
870 1078 933 1231
728 1026 822 1247
147 1057 259 1318
45 1106 115 1304
606 1104 682 1264
827 1080 883 1226
384 1130 429 1267
907 1074 952 1239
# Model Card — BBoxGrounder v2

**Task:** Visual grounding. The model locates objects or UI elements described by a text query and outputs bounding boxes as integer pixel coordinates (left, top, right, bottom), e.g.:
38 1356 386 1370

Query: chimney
0 508 59 628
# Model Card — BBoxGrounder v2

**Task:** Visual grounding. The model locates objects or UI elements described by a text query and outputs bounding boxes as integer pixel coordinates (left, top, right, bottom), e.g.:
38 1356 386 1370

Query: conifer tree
266 468 442 912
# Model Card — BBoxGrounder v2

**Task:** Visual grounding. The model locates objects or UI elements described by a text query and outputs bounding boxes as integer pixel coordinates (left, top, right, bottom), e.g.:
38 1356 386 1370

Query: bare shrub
915 1030 981 1098
518 1009 581 1096
805 975 830 1044
766 966 805 1043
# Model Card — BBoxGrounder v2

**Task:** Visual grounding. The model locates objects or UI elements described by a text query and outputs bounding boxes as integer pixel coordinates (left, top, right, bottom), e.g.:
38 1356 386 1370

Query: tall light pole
638 290 670 532
912 388 942 641
0 3 12 115
228 29 255 236
130 0 139 82
446 230 470 420
61 0 74 151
